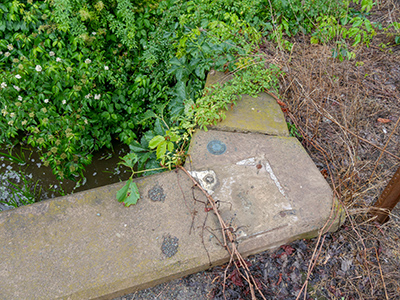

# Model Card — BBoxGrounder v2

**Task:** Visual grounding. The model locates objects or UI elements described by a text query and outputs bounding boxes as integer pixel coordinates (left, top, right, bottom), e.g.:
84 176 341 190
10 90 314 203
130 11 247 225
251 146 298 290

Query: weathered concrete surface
211 93 289 136
187 130 344 256
205 70 289 136
0 172 226 299
0 130 343 300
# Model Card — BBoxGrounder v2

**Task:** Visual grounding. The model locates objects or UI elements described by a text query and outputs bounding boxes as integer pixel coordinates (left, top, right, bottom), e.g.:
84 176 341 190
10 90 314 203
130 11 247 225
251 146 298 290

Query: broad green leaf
156 142 167 159
116 178 140 206
167 141 174 152
154 118 165 136
119 152 139 168
116 179 131 202
124 181 140 206
149 135 164 149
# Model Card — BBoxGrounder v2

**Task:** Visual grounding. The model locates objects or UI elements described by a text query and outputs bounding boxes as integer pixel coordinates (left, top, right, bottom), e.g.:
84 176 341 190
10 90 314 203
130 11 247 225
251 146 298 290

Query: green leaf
154 118 165 136
156 142 167 160
149 135 165 149
129 140 147 152
140 110 157 123
116 178 140 207
119 152 139 168
167 141 174 152
116 179 131 202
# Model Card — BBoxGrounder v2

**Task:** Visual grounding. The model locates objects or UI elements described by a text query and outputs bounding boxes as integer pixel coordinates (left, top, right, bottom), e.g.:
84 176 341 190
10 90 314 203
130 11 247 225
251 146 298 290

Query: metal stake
371 165 400 224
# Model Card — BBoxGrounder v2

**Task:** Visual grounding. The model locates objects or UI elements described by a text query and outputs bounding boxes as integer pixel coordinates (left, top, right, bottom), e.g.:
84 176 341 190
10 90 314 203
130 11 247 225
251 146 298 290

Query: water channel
0 142 131 211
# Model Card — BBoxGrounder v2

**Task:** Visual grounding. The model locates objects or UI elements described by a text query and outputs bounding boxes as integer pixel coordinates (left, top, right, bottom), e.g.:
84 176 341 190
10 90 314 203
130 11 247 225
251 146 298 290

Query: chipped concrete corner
0 70 344 300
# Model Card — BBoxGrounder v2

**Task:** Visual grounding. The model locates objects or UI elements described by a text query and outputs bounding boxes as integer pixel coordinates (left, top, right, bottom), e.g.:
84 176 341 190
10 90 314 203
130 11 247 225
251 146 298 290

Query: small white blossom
56 57 62 62
21 120 27 126
7 44 13 51
15 74 21 79
18 96 22 101
85 59 92 64
44 99 49 103
8 120 14 126
5 52 10 57
92 32 96 35
85 94 92 99
1 82 6 89
62 99 67 105
10 113 15 118
0 51 3 55
13 85 20 91
94 94 101 100
49 51 55 56
84 119 88 125
35 65 42 72
104 66 109 70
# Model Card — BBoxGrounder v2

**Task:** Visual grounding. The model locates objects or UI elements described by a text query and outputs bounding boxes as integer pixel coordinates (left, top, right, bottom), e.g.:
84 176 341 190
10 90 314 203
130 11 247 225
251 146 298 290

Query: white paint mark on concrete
236 157 256 166
264 161 286 197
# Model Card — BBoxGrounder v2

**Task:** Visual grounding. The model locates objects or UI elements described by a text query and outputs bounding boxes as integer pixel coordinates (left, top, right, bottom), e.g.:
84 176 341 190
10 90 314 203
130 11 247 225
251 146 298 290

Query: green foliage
116 178 140 207
1 0 397 208
117 61 282 205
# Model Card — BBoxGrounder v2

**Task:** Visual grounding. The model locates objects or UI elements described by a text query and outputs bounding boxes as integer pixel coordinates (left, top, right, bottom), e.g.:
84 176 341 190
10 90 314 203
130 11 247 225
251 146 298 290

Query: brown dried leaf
377 118 391 123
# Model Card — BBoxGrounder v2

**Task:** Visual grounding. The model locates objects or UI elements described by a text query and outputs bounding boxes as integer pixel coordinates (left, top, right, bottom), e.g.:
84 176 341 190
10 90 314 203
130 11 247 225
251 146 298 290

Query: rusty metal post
371 165 400 224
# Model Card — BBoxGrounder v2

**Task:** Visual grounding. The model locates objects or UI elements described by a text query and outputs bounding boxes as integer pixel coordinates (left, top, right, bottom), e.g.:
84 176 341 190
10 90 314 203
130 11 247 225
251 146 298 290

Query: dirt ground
115 1 400 299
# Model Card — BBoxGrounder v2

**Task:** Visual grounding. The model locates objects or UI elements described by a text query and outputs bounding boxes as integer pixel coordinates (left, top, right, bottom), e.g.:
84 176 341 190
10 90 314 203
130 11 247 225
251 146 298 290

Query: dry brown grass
259 0 400 298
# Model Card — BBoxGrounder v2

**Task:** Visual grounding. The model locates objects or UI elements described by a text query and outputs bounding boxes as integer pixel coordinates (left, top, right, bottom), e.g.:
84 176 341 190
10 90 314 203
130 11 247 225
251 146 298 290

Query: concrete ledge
0 71 344 299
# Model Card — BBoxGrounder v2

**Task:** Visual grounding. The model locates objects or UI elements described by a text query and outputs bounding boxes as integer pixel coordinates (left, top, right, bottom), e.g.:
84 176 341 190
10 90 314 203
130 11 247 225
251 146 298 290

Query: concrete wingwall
0 70 345 299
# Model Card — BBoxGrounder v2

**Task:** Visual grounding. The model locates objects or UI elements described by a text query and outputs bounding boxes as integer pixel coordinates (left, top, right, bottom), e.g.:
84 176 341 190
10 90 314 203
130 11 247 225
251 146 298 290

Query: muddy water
0 142 131 211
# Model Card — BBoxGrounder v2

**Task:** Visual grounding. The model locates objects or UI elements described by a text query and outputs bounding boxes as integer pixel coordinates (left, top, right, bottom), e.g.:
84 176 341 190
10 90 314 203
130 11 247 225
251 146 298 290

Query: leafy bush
0 0 394 185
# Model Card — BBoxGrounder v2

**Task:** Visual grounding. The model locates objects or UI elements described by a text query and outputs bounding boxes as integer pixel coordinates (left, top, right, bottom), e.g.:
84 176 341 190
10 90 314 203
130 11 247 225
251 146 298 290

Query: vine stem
178 165 266 300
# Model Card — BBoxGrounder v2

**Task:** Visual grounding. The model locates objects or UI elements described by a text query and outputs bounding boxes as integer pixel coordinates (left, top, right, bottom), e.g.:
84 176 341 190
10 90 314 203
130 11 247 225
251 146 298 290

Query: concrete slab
0 172 225 300
211 93 289 136
0 130 343 299
186 130 343 254
205 70 289 136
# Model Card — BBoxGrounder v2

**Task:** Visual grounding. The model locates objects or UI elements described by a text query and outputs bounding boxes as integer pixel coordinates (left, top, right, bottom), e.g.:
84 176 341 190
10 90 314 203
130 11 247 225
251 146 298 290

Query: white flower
1 82 7 89
49 51 55 56
92 32 96 35
35 65 42 72
84 119 88 125
0 51 3 55
62 99 67 105
56 57 62 62
10 113 15 118
94 94 101 100
5 52 10 57
18 96 22 101
21 120 27 126
7 44 13 51
8 120 14 126
85 94 92 99
85 59 92 64
44 99 49 103
13 85 20 91
15 74 21 79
